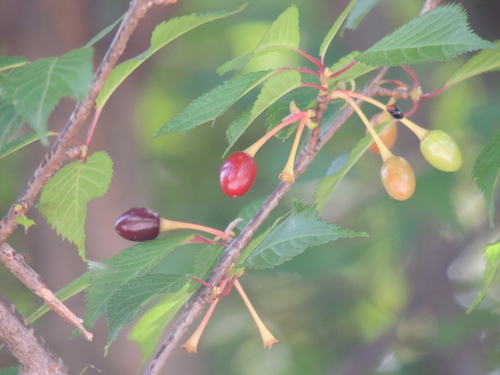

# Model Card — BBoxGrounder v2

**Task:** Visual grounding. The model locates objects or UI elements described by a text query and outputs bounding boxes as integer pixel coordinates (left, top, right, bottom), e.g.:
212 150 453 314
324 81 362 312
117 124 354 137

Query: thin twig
0 293 72 375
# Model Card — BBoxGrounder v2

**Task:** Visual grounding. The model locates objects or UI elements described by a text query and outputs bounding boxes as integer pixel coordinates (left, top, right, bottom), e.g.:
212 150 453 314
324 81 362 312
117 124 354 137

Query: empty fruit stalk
234 279 278 348
279 115 307 184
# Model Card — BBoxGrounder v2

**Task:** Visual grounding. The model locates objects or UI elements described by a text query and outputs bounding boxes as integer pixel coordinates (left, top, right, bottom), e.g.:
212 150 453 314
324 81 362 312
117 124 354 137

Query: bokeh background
1 0 500 374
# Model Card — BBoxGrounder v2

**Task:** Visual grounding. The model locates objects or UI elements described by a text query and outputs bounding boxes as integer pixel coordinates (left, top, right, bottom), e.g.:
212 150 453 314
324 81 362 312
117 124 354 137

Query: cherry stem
344 96 393 162
182 276 230 353
401 65 420 89
420 85 448 100
329 60 358 79
244 113 304 158
160 218 232 242
233 279 278 348
292 48 324 71
279 116 307 183
278 67 320 78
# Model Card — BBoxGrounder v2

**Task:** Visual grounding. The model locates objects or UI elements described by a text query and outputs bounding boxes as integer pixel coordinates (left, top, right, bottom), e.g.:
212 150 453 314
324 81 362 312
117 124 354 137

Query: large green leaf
319 0 357 59
467 240 500 313
193 244 225 284
217 5 301 75
0 97 24 152
240 200 367 269
314 122 391 212
96 6 245 109
472 128 500 228
38 151 113 260
446 39 500 87
83 235 190 330
155 70 274 137
106 273 191 349
0 131 56 160
130 285 192 364
226 69 302 148
3 48 93 145
356 4 496 67
344 0 385 31
0 56 27 71
328 51 376 85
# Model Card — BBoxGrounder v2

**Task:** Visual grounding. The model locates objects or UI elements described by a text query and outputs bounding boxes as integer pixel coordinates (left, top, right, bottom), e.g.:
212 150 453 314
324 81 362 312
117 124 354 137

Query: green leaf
472 128 500 228
155 70 273 137
236 197 268 231
14 216 35 233
83 235 190 330
83 15 124 48
217 5 300 75
467 240 500 313
0 131 56 160
240 200 367 269
96 6 245 109
0 56 27 71
314 122 391 212
38 151 113 260
226 69 302 148
344 0 384 30
3 48 93 145
0 98 25 152
356 4 496 67
193 244 225 283
445 39 500 87
130 284 192 364
319 0 357 59
0 366 19 375
106 273 191 349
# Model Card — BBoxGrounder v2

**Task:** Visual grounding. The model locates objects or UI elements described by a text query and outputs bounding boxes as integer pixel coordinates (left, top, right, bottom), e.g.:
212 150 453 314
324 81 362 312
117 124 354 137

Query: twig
0 243 92 341
143 66 391 375
0 293 72 375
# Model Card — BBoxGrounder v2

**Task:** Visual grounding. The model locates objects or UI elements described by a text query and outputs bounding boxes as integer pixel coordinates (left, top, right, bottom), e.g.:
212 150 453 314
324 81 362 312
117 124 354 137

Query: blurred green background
1 0 500 374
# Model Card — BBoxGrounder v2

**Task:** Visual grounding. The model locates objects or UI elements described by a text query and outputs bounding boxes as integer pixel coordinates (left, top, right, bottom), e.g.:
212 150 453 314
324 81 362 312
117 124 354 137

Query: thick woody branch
0 293 72 375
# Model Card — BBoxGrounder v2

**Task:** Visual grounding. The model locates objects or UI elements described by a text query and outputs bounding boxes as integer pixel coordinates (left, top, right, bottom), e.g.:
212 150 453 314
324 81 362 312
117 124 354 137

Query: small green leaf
319 0 357 59
97 6 245 109
314 122 391 212
0 131 56 160
217 5 300 75
240 200 367 269
344 0 384 31
446 39 500 87
106 273 191 349
38 151 113 260
3 48 93 145
14 216 35 233
467 240 500 313
472 128 500 228
0 98 24 152
83 235 190 330
130 284 192 364
226 69 302 148
156 71 273 137
0 56 28 71
0 366 19 375
356 4 496 67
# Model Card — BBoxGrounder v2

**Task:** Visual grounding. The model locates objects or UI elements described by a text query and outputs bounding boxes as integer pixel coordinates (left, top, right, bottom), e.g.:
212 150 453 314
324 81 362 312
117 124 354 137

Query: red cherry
115 207 160 241
220 152 257 197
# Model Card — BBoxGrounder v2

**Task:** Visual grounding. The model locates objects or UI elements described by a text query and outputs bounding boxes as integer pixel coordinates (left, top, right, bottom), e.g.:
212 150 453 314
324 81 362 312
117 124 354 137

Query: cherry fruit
367 112 398 154
220 152 257 197
115 207 160 241
380 156 415 201
420 130 462 172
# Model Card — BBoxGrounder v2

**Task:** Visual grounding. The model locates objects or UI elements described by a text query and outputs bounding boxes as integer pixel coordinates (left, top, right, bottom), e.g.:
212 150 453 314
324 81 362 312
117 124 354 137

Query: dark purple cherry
115 207 160 241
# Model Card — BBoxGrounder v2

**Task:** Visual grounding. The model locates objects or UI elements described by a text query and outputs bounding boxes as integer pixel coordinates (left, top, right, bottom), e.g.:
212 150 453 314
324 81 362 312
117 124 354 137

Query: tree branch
0 293 72 375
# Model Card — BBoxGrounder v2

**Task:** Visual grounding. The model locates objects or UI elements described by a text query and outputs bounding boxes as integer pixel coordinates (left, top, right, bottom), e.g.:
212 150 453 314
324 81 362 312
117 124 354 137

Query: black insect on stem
387 104 404 119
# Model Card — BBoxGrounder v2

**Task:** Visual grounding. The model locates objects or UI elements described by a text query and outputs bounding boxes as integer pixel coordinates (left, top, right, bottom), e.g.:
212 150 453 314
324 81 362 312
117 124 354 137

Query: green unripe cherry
420 130 462 172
